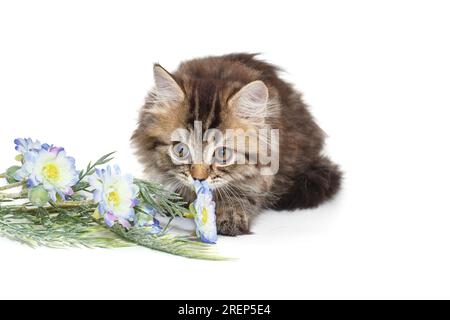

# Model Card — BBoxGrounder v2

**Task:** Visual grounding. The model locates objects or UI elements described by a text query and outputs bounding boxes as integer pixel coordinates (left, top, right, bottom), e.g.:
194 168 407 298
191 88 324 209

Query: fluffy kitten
132 53 341 236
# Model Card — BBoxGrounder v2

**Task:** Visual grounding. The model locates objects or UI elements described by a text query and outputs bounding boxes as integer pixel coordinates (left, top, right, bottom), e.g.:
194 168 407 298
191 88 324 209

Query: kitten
132 53 342 236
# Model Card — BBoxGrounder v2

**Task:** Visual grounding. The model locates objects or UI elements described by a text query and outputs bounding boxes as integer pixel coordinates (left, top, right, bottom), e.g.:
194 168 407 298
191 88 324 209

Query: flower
191 180 217 243
88 165 139 228
14 138 43 155
13 143 78 201
135 205 163 234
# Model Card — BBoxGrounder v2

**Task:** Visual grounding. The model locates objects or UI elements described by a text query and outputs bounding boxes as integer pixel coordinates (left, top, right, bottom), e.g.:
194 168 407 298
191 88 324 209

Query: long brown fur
132 53 342 236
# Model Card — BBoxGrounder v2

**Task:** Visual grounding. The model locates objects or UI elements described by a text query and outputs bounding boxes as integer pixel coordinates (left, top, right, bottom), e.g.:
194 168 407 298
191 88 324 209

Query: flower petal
104 212 117 227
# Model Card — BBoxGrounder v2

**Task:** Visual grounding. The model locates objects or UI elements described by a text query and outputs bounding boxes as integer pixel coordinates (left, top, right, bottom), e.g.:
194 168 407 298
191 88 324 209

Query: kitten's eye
172 142 190 161
214 147 234 166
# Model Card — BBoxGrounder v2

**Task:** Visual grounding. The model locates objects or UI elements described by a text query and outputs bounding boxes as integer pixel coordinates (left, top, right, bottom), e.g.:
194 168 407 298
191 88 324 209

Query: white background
0 0 449 299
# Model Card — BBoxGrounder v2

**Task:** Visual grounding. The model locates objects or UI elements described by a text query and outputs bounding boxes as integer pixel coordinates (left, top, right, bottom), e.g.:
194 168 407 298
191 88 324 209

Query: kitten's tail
273 156 342 210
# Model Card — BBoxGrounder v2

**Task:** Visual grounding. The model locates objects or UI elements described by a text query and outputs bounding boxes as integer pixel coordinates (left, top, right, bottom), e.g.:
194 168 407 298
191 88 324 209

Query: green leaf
185 203 196 219
134 179 189 218
110 225 229 261
5 166 20 184
74 151 116 189
0 205 130 249
0 205 229 260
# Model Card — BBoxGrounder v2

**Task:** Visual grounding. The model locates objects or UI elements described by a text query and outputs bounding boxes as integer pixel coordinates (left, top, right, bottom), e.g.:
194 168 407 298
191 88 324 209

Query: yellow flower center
42 163 59 181
108 191 120 207
201 207 208 224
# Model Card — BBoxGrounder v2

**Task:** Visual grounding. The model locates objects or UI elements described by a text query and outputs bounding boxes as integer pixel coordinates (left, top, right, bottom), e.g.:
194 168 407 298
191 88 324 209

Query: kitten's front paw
216 215 250 236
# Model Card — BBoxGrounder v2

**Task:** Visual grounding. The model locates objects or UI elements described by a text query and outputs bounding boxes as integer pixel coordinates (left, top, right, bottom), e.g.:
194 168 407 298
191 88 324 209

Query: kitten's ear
229 81 269 120
153 64 184 102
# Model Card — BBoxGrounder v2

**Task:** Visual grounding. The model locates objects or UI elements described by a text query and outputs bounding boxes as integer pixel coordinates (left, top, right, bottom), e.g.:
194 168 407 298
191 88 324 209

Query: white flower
88 165 139 228
191 180 217 243
14 146 78 201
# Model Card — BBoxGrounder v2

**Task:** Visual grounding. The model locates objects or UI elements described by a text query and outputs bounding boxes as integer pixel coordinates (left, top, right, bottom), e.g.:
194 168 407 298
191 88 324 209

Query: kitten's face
132 65 274 197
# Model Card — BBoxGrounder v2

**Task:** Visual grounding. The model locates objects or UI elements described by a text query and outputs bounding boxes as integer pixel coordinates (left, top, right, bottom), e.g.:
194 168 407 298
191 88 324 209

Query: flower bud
15 154 24 163
5 165 21 184
28 186 50 207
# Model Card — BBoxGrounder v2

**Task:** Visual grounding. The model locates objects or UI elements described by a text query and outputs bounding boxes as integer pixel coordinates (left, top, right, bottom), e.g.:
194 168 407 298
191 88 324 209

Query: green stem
49 200 96 208
0 205 44 213
0 199 96 210
0 172 6 179
0 192 25 200
0 181 24 191
162 216 174 233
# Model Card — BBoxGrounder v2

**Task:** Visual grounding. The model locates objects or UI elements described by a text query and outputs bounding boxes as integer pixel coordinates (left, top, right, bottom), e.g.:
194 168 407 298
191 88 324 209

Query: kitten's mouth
174 173 227 191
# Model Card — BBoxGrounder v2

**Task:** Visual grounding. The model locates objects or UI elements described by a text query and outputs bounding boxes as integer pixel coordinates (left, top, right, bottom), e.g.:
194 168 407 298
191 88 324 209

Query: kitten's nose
190 164 209 181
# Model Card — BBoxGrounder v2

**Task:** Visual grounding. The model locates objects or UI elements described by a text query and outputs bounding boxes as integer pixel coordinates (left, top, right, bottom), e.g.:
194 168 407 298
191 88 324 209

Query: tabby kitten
132 53 341 236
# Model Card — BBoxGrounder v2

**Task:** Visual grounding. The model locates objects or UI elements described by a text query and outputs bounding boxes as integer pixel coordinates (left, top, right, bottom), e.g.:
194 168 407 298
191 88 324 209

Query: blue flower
13 141 78 202
14 138 44 154
135 205 163 234
88 165 139 229
192 180 217 243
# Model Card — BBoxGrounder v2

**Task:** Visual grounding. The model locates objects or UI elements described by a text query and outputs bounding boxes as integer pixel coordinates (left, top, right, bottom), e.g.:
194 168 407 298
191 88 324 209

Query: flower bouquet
0 138 225 260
